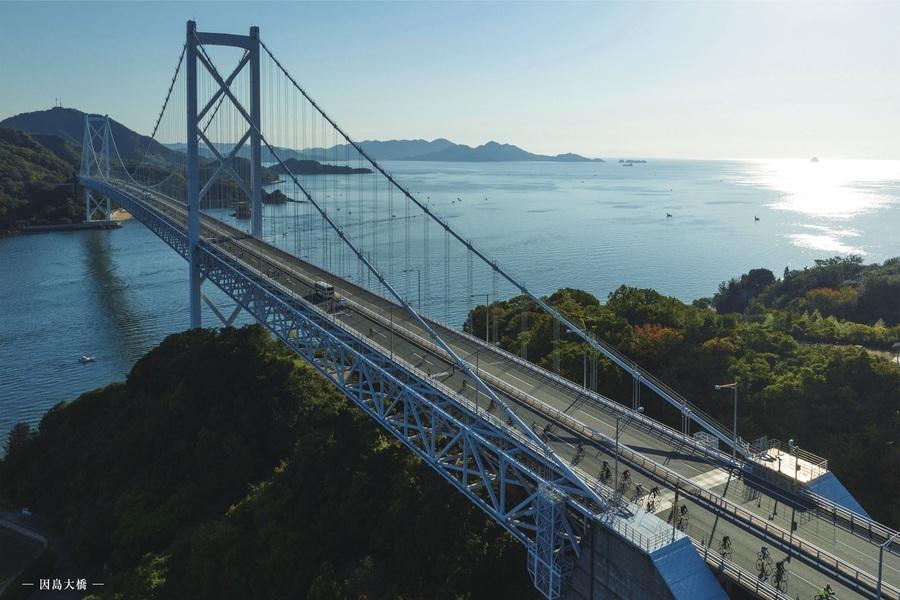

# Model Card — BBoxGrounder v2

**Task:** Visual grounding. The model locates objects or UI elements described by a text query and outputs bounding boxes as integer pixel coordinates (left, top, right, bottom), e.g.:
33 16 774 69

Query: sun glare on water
734 159 900 255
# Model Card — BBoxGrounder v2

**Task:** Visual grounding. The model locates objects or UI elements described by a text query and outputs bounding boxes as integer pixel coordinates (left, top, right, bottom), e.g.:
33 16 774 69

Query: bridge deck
111 181 899 600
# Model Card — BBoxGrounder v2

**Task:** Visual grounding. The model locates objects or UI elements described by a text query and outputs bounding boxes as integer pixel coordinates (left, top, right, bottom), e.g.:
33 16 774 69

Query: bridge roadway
116 181 899 600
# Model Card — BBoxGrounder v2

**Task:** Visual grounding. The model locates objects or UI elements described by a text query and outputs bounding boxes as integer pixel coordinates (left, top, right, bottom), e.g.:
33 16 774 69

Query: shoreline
1 209 131 235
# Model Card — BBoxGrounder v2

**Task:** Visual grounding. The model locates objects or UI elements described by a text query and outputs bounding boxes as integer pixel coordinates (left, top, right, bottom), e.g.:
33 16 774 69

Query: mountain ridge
1 108 604 164
404 140 602 162
0 107 179 165
167 137 602 163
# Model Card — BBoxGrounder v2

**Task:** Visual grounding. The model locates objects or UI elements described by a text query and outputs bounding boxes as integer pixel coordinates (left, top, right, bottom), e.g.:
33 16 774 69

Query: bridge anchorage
78 20 900 600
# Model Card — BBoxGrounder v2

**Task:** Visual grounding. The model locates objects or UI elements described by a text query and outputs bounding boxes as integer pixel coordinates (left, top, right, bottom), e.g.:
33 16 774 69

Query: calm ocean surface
2 158 899 441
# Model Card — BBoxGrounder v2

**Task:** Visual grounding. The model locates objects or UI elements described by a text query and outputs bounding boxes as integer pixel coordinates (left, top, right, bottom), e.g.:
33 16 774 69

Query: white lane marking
167 196 896 586
647 468 731 516
572 407 707 476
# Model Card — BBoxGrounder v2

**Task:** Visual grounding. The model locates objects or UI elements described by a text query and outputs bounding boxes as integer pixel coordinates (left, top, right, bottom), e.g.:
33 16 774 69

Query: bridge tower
185 20 263 328
80 114 112 222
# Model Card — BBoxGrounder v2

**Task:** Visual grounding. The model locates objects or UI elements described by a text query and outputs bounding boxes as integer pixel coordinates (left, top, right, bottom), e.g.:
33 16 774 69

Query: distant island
0 106 608 232
170 137 603 163
404 141 602 163
270 158 373 176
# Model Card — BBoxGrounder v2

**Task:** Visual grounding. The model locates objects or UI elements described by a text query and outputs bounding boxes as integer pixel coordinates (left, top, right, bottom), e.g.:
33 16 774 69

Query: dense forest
0 257 896 598
0 327 535 600
464 256 900 526
0 107 287 231
0 128 82 229
711 256 900 342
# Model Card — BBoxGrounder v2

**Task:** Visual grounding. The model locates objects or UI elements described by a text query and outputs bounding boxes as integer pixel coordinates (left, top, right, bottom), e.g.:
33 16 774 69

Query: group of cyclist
721 543 835 598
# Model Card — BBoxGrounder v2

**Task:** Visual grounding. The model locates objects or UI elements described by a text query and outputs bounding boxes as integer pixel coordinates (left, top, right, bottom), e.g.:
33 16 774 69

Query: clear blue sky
2 1 898 159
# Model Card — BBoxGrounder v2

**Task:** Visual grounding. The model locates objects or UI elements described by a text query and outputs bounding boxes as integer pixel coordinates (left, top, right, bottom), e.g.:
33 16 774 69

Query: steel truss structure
79 174 604 600
185 20 263 328
81 115 112 221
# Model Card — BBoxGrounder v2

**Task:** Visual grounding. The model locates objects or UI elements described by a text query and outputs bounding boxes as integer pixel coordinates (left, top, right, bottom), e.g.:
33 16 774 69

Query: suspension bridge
78 21 899 600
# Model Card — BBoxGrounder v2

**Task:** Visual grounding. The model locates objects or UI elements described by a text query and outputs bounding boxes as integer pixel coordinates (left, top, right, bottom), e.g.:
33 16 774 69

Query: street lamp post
475 347 480 414
877 531 900 599
471 293 490 344
403 267 421 311
583 350 587 388
715 382 738 460
565 315 589 389
614 406 644 505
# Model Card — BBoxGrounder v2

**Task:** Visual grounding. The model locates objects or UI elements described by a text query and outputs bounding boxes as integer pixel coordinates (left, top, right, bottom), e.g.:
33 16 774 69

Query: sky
1 1 899 160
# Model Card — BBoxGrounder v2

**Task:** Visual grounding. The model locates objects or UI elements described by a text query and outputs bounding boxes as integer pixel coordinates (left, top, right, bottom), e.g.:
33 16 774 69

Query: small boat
666 213 673 218
622 162 633 167
80 355 96 363
754 216 760 221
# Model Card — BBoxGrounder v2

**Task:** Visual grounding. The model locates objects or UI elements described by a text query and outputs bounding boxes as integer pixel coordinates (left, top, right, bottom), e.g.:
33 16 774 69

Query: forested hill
0 128 82 228
407 141 602 162
463 257 900 526
271 158 373 175
0 327 535 600
711 256 900 330
1 107 179 164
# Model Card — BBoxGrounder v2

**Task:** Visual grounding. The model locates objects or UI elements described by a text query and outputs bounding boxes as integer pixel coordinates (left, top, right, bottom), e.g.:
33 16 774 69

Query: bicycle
571 443 585 467
676 504 690 532
598 461 612 485
756 546 772 581
772 558 788 592
718 536 733 560
632 483 644 499
813 584 837 599
619 470 633 494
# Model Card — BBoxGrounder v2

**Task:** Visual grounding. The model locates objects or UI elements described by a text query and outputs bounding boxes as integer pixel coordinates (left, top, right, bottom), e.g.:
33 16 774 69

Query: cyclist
773 558 787 586
816 584 835 599
718 535 732 558
679 504 688 518
600 461 611 482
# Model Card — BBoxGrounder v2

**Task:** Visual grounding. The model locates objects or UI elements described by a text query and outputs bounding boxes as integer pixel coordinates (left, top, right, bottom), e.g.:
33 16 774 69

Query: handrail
440 323 744 467
102 178 608 521
440 365 897 599
432 299 900 553
100 178 900 597
767 439 828 470
693 542 791 600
